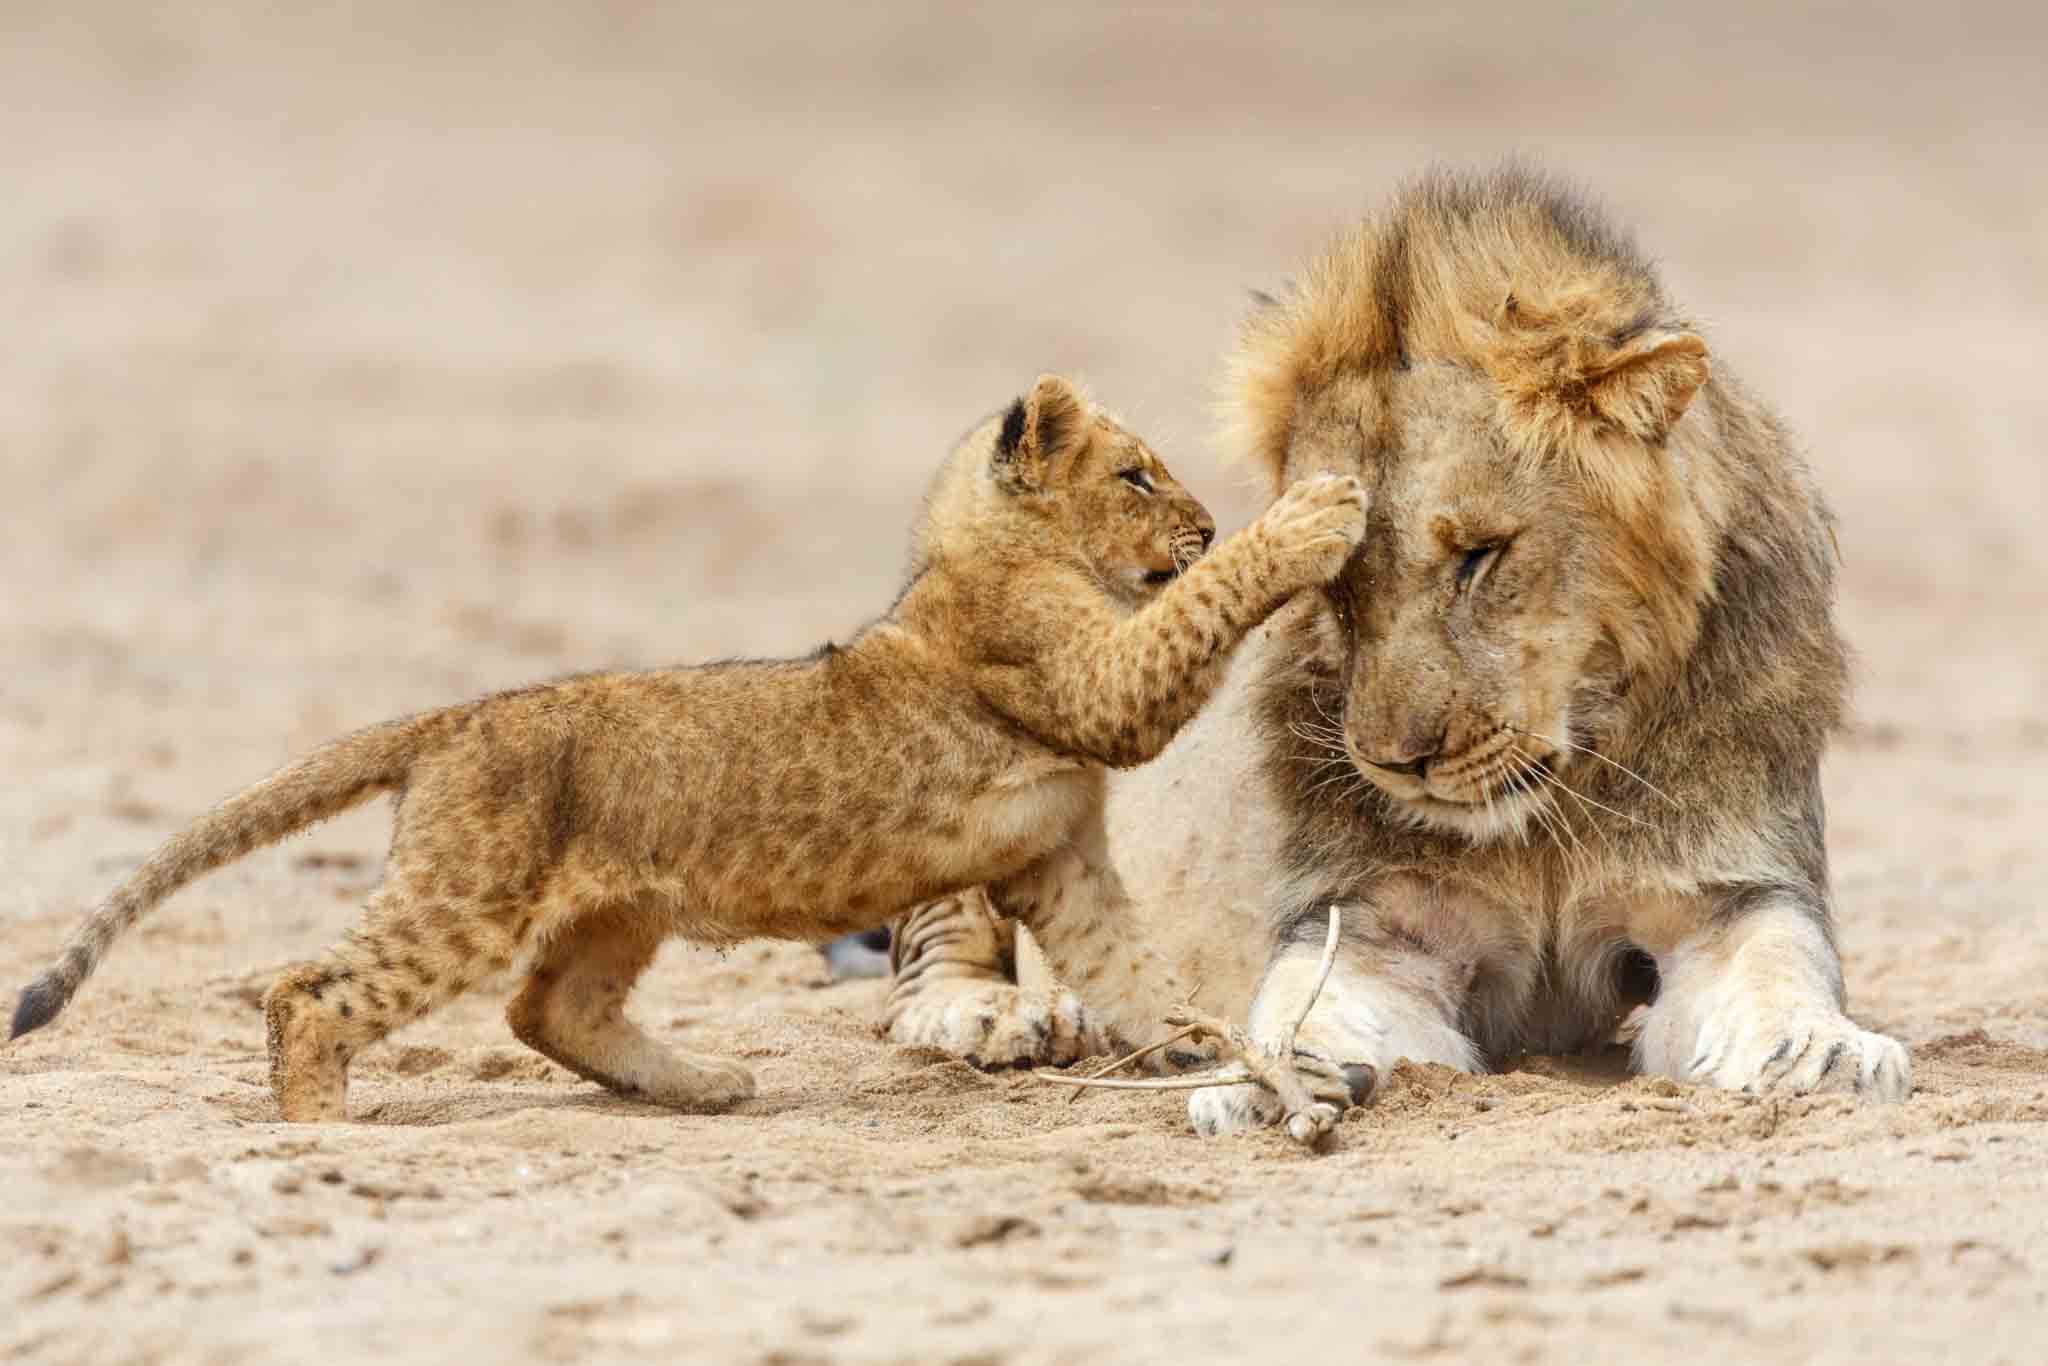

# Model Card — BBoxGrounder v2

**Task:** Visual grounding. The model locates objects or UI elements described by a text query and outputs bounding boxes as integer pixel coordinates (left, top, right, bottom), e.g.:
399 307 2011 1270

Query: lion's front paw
1684 1010 1910 1102
1254 473 1370 588
1186 1049 1373 1137
1188 1078 1286 1136
887 981 1110 1070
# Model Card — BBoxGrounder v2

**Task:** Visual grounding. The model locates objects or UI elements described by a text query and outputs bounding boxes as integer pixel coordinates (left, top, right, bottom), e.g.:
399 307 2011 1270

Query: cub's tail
9 707 469 1041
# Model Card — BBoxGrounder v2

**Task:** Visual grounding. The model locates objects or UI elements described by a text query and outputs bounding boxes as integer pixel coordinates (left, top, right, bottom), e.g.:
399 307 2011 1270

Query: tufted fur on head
1228 165 1711 477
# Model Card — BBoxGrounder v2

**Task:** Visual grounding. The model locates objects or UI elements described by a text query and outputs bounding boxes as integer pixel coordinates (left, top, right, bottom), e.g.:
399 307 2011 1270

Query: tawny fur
9 373 1369 1122
887 167 1907 1119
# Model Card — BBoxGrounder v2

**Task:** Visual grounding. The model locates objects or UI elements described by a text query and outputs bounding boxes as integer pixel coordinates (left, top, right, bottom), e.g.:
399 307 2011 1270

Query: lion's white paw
887 983 1109 1070
1684 1010 1910 1102
1188 1080 1286 1136
1186 1051 1372 1137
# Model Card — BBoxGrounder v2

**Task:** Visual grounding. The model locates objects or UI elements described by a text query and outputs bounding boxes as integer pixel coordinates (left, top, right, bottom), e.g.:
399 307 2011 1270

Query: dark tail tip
10 977 65 1040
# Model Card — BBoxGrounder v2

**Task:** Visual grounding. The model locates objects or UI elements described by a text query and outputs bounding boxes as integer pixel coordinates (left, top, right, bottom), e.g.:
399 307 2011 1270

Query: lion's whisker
1304 767 1369 804
1536 765 1650 830
1512 727 1679 810
1519 766 1574 864
1308 689 1346 733
1507 749 1592 877
1289 720 1347 746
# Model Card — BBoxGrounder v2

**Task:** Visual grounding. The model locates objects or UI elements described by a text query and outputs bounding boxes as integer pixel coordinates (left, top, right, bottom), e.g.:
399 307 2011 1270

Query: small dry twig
1032 907 1357 1147
1062 978 1207 1105
1062 1021 1206 1105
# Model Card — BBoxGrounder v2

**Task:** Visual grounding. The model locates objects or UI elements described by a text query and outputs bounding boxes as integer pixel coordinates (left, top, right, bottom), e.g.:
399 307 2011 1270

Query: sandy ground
4 2 2047 1361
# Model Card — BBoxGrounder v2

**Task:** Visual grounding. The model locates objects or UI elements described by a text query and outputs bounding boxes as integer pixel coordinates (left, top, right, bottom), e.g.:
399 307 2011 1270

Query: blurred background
3 0 2044 969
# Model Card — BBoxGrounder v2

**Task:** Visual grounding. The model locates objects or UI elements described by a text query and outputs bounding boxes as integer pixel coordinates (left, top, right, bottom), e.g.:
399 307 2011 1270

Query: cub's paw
1254 474 1370 587
642 1055 757 1112
1682 1010 1910 1102
887 982 1110 1070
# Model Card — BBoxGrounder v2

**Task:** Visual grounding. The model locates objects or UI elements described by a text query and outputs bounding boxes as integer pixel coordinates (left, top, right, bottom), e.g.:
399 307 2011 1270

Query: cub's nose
1196 522 1215 551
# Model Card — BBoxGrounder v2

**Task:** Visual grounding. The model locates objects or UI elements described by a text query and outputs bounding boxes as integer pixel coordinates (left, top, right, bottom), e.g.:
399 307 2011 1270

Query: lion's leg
883 891 1111 1069
506 906 754 1111
1633 894 1908 1101
1188 903 1478 1136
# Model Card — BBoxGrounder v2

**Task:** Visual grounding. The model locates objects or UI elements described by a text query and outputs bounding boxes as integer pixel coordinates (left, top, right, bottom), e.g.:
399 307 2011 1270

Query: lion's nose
1194 522 1215 552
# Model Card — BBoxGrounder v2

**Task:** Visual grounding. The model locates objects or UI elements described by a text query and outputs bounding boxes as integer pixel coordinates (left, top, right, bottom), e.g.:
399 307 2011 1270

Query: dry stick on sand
1031 907 1359 1148
1062 977 1204 1106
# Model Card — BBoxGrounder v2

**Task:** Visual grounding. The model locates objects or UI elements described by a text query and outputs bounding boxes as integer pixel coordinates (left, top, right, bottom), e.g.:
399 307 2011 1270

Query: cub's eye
1456 542 1504 589
1118 468 1154 494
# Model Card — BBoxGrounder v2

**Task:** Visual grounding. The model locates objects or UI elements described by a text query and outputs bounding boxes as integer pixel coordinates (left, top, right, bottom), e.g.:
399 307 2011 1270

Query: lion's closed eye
1456 540 1508 591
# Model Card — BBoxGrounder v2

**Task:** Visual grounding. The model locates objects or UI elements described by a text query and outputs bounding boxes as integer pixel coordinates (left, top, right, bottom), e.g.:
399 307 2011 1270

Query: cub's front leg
1632 892 1909 1100
985 473 1369 770
988 803 1209 1064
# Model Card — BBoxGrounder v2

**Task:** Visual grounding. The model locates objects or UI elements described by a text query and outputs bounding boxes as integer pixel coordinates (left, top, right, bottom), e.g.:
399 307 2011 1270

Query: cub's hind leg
263 874 522 1122
506 906 754 1111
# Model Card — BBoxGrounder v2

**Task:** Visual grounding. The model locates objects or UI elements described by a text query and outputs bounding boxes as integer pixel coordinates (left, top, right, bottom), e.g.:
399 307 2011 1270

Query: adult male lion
883 166 1908 1135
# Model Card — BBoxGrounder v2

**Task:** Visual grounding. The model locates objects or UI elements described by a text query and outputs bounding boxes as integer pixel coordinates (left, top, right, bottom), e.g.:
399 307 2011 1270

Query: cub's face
995 375 1216 607
1053 417 1215 605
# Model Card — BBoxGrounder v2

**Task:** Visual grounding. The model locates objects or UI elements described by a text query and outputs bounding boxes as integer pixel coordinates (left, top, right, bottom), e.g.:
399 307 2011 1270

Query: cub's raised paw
1256 474 1370 586
886 981 1110 1070
1683 1010 1910 1102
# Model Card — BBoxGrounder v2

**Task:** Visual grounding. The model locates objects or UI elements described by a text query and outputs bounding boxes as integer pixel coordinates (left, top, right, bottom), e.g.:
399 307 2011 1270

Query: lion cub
10 375 1368 1121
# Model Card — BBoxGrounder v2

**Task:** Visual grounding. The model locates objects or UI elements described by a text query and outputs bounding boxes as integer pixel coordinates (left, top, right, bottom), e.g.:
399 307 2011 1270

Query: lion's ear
1582 329 1710 443
1484 292 1712 450
993 373 1088 492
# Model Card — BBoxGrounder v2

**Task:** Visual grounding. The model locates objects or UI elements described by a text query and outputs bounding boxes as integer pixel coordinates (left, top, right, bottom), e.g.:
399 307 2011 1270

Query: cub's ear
1582 328 1710 443
992 374 1089 492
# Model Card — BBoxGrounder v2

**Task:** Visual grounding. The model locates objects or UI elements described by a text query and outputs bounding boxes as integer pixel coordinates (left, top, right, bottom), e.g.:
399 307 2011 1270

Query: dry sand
4 3 2046 1362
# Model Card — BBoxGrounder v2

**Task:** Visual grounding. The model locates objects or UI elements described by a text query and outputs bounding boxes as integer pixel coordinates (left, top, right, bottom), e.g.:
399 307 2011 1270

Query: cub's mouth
1153 525 1212 587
